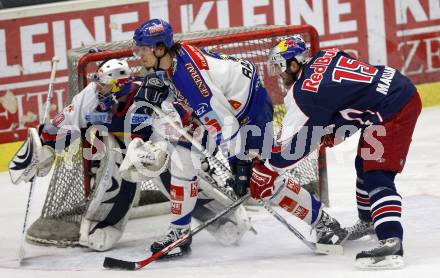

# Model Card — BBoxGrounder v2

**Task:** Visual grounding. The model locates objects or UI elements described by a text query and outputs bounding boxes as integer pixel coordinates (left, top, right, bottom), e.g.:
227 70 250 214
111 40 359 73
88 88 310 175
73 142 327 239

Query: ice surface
0 107 439 278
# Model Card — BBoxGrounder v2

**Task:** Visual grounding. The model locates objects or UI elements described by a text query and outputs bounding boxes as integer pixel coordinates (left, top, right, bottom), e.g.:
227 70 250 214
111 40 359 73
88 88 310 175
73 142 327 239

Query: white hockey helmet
93 59 130 86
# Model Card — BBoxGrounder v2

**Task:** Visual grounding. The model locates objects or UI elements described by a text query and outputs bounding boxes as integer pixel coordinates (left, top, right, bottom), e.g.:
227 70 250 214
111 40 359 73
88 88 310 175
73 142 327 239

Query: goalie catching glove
119 138 169 182
9 128 54 185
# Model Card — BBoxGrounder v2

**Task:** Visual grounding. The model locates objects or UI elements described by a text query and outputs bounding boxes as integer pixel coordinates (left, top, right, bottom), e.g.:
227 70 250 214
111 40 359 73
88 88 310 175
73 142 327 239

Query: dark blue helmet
133 19 174 48
268 35 310 75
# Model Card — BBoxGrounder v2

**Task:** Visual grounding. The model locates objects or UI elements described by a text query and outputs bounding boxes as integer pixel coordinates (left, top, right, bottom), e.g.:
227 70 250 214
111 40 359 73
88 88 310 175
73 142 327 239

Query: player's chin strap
286 58 303 83
153 47 169 71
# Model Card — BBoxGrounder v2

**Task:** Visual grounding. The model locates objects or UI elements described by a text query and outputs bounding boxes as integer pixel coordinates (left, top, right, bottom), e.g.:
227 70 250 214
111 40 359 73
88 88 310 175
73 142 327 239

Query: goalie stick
103 194 251 270
142 102 342 255
17 56 59 263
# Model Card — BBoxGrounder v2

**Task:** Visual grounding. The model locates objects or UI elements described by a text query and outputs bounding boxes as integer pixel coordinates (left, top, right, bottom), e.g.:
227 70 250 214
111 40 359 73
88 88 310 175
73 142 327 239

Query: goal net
26 25 328 247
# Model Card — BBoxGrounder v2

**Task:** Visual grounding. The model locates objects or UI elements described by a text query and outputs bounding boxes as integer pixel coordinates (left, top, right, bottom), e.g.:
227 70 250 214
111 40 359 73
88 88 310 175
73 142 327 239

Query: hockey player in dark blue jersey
249 35 421 269
132 19 273 254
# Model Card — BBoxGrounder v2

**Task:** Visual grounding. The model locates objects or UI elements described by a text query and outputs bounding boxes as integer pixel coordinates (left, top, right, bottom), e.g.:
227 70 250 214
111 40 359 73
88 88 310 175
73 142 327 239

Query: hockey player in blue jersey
132 19 274 254
248 35 421 269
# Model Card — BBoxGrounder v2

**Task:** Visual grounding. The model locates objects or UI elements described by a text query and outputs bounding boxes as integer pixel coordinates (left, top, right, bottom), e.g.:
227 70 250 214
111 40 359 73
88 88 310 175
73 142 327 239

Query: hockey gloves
137 72 169 109
249 160 279 199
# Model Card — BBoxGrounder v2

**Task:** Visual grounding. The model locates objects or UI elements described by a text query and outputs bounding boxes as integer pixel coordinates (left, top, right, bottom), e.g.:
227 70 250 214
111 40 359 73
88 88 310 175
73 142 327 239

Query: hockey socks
364 171 403 241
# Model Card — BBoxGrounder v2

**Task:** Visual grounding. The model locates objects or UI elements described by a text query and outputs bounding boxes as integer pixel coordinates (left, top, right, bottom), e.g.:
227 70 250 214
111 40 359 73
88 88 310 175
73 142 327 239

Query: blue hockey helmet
268 35 310 76
133 19 174 48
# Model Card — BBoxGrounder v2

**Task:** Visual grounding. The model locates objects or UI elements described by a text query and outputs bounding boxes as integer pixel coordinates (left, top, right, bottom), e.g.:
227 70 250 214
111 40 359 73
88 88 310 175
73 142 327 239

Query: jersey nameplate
376 66 396 95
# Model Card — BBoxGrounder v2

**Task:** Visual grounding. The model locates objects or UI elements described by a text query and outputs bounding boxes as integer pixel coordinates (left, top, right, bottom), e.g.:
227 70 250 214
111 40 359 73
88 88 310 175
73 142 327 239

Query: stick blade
103 257 138 270
315 243 344 255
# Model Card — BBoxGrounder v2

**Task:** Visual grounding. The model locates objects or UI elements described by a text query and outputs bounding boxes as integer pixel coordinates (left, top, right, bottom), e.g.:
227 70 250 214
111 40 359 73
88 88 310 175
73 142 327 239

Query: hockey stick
103 193 251 270
143 103 342 254
18 56 59 263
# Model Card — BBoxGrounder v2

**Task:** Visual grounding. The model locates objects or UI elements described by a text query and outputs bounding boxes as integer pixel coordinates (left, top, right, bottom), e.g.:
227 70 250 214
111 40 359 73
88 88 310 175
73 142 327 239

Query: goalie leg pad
9 128 54 184
194 172 251 246
79 136 136 251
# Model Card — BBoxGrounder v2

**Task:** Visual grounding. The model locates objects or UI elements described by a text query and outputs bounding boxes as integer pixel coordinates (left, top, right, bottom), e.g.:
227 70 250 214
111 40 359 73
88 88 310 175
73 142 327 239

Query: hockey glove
137 72 169 107
249 160 279 199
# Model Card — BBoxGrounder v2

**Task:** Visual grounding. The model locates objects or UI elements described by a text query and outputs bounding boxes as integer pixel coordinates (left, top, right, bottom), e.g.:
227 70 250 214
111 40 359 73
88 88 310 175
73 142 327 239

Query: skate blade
315 243 344 255
356 255 404 270
158 246 192 260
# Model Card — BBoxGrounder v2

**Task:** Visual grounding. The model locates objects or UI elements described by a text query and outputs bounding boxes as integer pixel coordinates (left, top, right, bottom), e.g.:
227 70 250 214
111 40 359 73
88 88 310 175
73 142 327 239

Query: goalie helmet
94 59 130 86
133 18 174 48
268 34 310 76
93 59 133 111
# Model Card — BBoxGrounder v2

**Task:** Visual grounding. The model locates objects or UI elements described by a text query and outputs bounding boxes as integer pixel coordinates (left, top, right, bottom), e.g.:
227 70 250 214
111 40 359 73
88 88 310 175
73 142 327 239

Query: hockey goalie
8 58 251 252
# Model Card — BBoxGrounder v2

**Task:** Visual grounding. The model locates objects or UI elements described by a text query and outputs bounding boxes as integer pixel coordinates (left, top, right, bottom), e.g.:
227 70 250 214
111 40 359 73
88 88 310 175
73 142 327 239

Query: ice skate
346 219 375 240
314 211 349 245
356 237 404 269
150 227 192 258
312 211 348 254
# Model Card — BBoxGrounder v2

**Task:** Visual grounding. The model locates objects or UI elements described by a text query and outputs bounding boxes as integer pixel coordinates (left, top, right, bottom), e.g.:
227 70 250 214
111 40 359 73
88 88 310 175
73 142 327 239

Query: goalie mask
93 59 132 111
268 35 310 76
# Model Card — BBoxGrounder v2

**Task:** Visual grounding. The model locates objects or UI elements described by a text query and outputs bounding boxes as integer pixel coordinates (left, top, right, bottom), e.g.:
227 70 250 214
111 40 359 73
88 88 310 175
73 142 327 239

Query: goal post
27 24 328 247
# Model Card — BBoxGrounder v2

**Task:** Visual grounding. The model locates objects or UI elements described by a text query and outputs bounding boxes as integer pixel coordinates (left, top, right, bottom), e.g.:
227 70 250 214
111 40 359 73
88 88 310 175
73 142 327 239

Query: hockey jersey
169 44 270 153
270 48 416 170
41 81 154 149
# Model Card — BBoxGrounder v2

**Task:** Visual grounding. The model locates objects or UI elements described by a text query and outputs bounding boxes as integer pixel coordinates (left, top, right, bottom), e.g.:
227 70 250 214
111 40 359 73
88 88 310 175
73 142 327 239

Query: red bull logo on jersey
184 62 211 97
301 48 339 93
